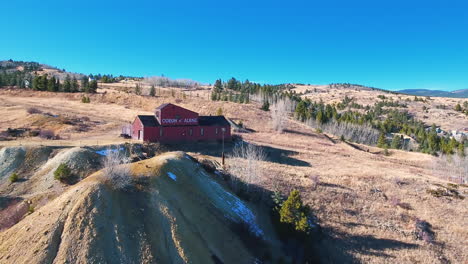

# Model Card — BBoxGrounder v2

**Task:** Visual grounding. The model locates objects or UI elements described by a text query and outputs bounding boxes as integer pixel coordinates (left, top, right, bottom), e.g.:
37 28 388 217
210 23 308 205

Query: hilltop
398 88 468 98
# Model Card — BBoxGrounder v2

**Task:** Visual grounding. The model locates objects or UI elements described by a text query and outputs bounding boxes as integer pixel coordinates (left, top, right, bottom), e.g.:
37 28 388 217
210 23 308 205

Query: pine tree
71 77 79 92
47 76 56 92
377 132 388 148
213 79 223 93
88 80 98 93
454 103 462 112
458 143 465 157
391 134 402 149
149 85 156 96
63 75 71 92
135 83 141 95
216 107 223 116
81 76 89 93
279 190 310 234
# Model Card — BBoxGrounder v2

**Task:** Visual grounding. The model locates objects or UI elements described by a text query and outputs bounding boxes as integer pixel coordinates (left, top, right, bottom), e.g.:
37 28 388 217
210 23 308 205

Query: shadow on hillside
283 129 321 138
164 141 310 167
317 227 419 262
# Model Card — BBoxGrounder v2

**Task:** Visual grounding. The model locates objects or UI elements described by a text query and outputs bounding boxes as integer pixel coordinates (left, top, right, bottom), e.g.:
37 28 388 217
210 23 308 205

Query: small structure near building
130 103 231 143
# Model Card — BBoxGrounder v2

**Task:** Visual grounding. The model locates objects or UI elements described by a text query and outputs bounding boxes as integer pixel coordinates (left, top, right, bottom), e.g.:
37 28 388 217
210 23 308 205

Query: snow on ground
199 170 264 237
167 172 177 181
95 147 124 156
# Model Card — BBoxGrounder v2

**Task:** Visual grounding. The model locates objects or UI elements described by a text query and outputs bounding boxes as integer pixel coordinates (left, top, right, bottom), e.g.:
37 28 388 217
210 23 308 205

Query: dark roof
137 115 160 127
198 116 230 126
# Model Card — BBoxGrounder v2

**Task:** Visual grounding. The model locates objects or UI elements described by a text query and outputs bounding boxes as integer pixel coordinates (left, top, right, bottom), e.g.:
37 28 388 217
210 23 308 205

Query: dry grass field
0 86 467 263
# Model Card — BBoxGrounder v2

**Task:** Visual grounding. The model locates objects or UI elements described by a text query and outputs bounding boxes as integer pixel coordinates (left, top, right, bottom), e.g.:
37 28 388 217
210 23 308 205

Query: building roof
155 103 171 110
137 115 160 127
198 116 230 126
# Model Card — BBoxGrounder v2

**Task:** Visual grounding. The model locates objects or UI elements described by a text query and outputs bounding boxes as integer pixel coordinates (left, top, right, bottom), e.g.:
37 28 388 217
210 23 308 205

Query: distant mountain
397 89 468 98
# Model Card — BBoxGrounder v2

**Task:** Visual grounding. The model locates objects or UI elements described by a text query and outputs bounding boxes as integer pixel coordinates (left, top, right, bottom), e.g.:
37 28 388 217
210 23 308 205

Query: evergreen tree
63 75 71 92
377 132 388 148
55 77 60 91
458 143 465 157
135 83 141 95
81 76 89 93
261 101 270 111
391 134 402 149
279 190 310 234
47 76 55 92
88 80 98 93
71 77 79 92
216 107 223 116
213 79 223 93
454 103 462 112
149 85 156 96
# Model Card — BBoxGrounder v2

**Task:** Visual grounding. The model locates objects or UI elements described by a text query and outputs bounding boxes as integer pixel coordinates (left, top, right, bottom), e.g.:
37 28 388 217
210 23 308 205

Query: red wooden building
131 103 231 143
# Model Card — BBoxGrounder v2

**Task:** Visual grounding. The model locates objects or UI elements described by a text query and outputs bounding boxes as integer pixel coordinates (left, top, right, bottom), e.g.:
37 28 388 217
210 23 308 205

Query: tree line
30 75 97 93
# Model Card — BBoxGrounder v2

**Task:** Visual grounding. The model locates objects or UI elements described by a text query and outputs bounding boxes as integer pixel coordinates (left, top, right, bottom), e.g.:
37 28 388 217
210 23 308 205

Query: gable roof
155 103 198 115
137 115 160 127
198 116 230 126
155 103 171 110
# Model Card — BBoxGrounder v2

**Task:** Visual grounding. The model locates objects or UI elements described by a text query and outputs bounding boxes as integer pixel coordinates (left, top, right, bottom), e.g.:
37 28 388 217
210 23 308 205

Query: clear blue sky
2 0 467 91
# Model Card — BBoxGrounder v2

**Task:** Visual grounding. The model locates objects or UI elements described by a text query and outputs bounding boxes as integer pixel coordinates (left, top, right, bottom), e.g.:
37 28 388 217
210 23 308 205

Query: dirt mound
0 152 278 263
0 146 26 181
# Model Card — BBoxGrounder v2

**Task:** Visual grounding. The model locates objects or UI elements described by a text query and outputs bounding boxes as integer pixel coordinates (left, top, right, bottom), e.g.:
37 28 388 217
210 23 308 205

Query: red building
131 103 231 143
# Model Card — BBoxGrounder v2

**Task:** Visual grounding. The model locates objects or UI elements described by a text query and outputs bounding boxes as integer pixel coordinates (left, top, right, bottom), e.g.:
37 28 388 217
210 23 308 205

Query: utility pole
221 128 225 167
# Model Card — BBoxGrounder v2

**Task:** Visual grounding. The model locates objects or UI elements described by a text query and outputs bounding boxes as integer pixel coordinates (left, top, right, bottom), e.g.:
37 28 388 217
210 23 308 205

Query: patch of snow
167 172 177 181
95 147 124 156
223 191 264 236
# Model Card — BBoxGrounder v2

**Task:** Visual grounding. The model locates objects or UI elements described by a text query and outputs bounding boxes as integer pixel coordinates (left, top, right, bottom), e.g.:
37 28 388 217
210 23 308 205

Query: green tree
279 190 310 234
81 76 89 93
216 107 223 116
47 76 57 92
135 83 142 95
54 163 72 182
71 77 79 92
458 143 465 157
9 173 19 183
149 85 156 96
88 80 98 93
63 75 71 92
454 103 462 112
377 132 388 148
213 79 223 93
391 134 402 149
261 101 270 111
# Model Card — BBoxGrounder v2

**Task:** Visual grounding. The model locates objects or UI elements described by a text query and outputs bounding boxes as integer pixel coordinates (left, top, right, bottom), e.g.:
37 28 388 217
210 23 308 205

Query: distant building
130 103 231 143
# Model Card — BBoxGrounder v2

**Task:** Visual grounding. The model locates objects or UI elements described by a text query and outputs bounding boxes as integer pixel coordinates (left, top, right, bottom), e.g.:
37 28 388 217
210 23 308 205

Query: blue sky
1 0 467 91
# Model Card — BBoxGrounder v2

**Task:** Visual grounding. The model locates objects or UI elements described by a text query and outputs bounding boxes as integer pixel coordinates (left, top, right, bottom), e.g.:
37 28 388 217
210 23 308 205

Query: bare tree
144 76 200 89
227 142 266 194
305 119 380 145
102 148 132 190
271 98 294 133
431 153 468 183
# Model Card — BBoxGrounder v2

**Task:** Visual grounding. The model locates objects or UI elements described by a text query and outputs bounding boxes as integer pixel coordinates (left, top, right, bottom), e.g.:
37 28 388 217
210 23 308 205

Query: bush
261 101 270 111
54 163 72 182
39 129 56 139
279 190 310 234
9 173 18 183
26 107 42 114
81 96 90 103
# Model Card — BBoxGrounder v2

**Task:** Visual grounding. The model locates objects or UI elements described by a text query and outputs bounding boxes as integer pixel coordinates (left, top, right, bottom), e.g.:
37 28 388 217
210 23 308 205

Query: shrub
216 107 223 116
39 129 55 139
414 218 435 243
9 173 18 183
315 128 322 134
279 190 310 234
54 163 72 182
28 205 35 214
102 148 132 190
261 101 270 111
81 96 90 103
26 107 42 114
